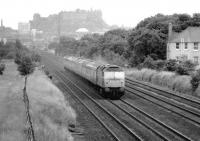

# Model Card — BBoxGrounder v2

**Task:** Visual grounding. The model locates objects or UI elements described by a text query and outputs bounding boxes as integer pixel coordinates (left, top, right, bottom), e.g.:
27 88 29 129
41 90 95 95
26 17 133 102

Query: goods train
64 56 125 99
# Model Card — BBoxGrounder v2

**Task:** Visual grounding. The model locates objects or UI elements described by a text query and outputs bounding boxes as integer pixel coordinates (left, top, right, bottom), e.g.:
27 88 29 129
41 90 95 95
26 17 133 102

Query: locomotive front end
103 66 125 99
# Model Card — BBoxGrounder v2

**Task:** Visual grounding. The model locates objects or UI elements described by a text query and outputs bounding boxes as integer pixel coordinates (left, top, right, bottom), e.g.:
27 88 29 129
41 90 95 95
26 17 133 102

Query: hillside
30 9 110 36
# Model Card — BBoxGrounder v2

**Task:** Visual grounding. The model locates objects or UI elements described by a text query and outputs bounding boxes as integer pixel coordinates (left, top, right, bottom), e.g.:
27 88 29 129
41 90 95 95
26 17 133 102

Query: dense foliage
17 55 35 76
54 28 130 66
0 41 16 59
0 63 5 75
128 13 200 66
51 13 200 67
14 40 41 66
191 69 200 94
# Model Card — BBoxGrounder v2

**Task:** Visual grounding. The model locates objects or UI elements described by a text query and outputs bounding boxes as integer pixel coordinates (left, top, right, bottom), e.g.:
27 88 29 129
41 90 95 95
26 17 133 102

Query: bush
183 60 196 70
14 52 23 65
171 75 192 93
129 53 144 67
175 60 196 75
154 60 166 71
164 59 178 71
31 53 41 63
17 55 35 76
191 69 200 94
151 71 175 87
127 68 193 94
0 63 5 75
141 69 157 82
175 64 190 75
140 56 155 69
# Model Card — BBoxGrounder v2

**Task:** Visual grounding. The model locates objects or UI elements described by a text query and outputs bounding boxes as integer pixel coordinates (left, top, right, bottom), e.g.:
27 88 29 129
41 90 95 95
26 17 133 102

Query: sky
1 0 200 29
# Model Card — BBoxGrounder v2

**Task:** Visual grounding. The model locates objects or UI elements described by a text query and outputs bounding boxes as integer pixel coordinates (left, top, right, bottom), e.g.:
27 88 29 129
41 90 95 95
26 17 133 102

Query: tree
128 28 166 65
31 52 41 63
17 55 35 90
16 55 36 141
128 13 200 67
141 56 156 69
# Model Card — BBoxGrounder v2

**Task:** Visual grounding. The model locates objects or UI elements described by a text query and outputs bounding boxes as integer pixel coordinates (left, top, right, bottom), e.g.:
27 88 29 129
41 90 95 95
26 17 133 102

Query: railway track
126 78 200 110
44 59 142 141
60 67 200 141
43 57 170 141
125 79 200 125
42 53 200 141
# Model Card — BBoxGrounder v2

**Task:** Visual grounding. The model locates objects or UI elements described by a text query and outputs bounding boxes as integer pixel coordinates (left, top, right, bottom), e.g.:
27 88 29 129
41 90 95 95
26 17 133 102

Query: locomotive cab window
105 67 123 72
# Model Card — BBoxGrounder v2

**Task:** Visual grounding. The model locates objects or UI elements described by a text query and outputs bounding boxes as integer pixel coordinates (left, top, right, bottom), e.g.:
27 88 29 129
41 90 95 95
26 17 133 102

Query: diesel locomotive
64 56 125 99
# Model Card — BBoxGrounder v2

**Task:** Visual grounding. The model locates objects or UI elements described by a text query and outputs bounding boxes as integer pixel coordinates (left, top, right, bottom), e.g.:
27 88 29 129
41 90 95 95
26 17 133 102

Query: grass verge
126 68 200 96
27 70 76 141
0 61 76 141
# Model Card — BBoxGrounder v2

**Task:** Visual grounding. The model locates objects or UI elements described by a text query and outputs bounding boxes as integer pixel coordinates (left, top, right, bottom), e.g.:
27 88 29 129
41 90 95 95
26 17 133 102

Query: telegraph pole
57 13 61 56
57 13 61 39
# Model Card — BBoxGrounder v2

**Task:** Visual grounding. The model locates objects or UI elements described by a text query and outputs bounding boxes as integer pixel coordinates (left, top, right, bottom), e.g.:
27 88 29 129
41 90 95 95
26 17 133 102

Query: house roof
169 27 200 43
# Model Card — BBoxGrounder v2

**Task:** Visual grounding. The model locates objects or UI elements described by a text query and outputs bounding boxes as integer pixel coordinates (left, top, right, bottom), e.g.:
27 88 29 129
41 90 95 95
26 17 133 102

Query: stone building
167 23 200 64
18 22 30 34
0 19 17 43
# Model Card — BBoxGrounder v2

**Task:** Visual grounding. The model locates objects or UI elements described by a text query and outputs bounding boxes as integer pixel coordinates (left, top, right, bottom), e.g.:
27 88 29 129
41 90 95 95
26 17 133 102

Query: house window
176 43 180 49
185 43 188 49
194 56 199 64
194 42 198 50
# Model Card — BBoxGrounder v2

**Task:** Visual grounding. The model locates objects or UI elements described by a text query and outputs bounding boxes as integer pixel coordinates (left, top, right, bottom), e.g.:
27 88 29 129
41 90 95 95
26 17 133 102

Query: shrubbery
139 57 196 76
153 60 166 71
15 50 41 67
140 56 166 71
175 64 190 75
0 63 5 75
31 52 41 63
163 59 178 72
191 69 200 94
175 60 196 75
140 56 155 69
126 68 193 95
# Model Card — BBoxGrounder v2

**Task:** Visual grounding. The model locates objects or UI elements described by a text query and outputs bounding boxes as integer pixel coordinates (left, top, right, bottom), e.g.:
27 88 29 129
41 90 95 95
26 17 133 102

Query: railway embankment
0 61 77 141
126 68 200 97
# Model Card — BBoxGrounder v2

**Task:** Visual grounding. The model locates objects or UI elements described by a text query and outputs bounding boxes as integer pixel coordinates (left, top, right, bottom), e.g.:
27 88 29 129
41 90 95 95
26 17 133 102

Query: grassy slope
27 69 76 141
0 61 76 141
0 62 26 141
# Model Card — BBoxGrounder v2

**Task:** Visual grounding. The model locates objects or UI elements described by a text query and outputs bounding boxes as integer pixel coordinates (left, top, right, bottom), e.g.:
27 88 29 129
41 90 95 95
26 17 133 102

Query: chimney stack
168 23 172 39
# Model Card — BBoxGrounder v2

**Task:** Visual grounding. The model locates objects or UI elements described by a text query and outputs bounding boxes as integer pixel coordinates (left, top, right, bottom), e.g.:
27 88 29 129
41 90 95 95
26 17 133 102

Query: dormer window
176 43 180 49
194 42 198 50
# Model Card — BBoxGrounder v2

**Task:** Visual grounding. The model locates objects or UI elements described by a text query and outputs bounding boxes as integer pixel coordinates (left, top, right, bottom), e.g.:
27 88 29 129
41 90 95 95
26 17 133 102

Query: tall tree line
51 13 200 67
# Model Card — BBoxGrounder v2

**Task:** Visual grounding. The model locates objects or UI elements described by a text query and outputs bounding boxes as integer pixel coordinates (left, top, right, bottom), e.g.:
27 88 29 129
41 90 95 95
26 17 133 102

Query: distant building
76 28 89 33
31 29 43 40
18 22 30 34
0 19 17 43
75 28 89 39
167 23 200 64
